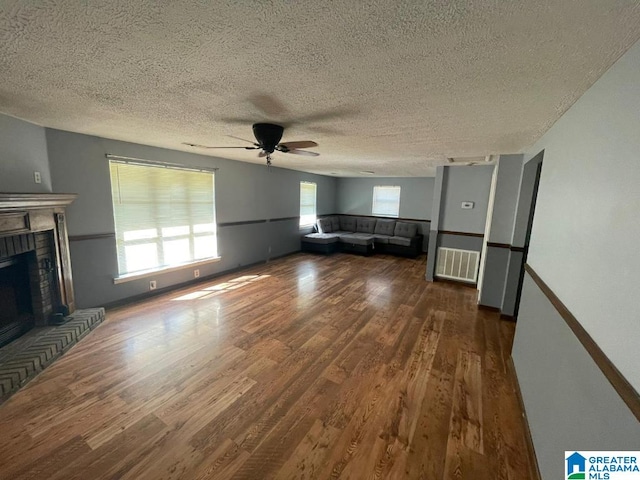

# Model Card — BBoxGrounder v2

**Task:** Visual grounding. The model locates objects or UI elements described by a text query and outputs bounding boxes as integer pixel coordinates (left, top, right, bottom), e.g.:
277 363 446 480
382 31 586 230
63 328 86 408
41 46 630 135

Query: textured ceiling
1 1 640 177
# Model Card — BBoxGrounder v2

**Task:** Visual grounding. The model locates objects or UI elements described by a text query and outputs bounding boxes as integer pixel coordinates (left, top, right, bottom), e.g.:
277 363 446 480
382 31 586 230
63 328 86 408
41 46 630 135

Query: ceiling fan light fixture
183 122 318 167
252 123 284 153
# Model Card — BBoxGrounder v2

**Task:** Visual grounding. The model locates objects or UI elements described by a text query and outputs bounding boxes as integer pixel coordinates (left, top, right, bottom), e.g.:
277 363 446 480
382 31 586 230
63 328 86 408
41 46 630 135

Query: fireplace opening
0 253 35 348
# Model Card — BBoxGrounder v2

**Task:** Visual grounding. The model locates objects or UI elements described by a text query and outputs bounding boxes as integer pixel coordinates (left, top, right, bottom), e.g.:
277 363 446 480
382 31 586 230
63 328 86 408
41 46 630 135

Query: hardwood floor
0 253 536 479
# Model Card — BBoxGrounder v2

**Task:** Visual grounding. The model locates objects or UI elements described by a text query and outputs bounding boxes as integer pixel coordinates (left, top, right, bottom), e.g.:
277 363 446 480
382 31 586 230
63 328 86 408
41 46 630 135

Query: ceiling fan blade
247 93 289 117
183 142 258 150
285 149 320 157
217 116 256 125
304 125 343 136
293 106 358 124
279 141 318 149
226 135 259 146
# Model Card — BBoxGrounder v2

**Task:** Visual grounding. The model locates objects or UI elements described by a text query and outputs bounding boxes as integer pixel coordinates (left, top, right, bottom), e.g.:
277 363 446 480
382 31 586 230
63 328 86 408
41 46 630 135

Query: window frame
372 185 401 218
109 159 219 283
299 181 318 227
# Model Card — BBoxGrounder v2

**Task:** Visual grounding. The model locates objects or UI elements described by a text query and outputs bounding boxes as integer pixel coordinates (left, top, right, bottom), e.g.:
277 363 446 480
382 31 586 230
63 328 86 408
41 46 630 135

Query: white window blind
372 185 401 217
300 181 317 227
109 160 217 276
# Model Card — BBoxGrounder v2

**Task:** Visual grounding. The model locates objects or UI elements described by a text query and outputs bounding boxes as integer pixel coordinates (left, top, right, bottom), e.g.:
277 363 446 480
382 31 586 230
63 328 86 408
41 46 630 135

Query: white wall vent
436 247 480 283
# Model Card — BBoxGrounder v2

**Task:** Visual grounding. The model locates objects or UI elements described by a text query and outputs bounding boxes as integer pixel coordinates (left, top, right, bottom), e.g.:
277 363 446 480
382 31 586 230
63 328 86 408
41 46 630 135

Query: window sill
113 257 221 285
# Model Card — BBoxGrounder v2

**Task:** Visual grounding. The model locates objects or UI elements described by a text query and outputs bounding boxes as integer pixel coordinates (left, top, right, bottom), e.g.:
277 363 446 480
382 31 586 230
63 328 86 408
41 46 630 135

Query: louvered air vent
435 247 480 283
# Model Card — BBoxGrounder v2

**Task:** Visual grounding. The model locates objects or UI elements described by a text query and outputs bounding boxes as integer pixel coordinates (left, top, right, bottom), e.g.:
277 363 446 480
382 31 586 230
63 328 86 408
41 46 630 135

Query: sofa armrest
409 234 423 246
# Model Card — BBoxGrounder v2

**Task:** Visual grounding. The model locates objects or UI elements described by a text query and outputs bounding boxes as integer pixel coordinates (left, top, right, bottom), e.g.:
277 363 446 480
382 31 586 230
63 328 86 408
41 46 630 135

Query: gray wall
478 247 510 308
45 129 337 308
439 165 494 234
513 39 640 479
425 167 446 281
425 165 494 281
488 155 524 244
478 154 524 309
336 177 434 220
501 250 524 316
437 233 484 251
512 152 543 248
500 152 544 316
0 114 52 193
513 274 640 480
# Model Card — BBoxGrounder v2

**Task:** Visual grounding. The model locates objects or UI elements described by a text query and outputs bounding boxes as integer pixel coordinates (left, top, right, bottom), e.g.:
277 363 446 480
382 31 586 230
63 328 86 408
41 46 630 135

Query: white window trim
299 181 318 227
372 185 401 218
113 256 221 284
108 158 218 278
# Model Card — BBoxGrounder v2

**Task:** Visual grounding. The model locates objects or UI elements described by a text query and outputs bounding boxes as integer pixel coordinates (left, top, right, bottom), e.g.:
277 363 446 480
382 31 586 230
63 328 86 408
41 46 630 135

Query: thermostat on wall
461 201 474 209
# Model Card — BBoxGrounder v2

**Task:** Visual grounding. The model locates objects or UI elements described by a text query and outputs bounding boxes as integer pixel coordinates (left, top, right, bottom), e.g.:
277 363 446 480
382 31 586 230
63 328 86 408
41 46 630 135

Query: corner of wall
0 114 52 193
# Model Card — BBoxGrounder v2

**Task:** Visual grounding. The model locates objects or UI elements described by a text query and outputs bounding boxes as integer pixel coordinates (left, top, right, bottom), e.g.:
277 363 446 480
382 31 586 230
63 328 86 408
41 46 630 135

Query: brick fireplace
0 193 77 346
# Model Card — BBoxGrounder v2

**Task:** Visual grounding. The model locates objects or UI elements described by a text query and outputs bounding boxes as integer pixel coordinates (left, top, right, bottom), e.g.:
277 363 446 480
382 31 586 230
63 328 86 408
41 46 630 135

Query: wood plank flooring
0 253 536 479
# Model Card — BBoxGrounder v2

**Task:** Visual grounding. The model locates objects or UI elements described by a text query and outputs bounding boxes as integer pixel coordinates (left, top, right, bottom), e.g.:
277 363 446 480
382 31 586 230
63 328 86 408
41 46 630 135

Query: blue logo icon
566 452 587 479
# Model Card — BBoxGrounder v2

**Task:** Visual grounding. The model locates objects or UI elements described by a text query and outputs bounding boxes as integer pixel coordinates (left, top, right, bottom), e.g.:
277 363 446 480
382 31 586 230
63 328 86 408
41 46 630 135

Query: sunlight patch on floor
171 274 271 301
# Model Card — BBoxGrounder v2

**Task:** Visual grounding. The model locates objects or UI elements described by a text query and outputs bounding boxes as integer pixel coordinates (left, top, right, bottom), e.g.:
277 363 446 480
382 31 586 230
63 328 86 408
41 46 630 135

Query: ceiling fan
184 123 319 167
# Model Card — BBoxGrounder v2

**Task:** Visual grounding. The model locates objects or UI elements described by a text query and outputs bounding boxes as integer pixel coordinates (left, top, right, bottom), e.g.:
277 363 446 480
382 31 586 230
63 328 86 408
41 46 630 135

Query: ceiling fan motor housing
253 123 284 153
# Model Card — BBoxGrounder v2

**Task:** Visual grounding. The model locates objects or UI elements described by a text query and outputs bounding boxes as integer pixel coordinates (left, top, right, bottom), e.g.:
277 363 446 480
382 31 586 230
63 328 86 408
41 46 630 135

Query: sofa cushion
303 233 340 244
373 234 392 244
330 216 341 232
317 218 333 233
339 233 374 246
351 233 375 239
374 219 396 236
339 216 356 232
389 236 412 247
356 217 376 233
393 222 418 238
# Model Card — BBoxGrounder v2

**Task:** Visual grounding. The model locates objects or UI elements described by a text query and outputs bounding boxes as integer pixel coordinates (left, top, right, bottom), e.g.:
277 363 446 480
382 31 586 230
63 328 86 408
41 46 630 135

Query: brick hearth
0 193 106 402
0 308 105 403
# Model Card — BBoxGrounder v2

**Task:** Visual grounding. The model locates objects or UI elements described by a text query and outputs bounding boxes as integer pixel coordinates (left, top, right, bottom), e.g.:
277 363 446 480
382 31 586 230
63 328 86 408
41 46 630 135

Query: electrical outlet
194 269 200 278
149 280 157 290
34 171 42 184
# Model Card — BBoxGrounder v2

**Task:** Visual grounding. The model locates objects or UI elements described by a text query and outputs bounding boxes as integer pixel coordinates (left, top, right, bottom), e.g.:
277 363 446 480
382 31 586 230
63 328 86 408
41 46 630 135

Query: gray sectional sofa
302 215 423 257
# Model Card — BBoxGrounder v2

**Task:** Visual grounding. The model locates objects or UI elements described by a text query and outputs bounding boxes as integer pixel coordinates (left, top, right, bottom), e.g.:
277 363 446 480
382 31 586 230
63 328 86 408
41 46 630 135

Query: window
300 181 317 227
372 185 401 217
109 160 217 277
